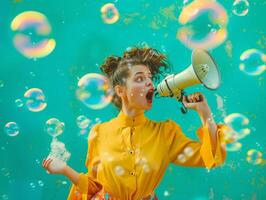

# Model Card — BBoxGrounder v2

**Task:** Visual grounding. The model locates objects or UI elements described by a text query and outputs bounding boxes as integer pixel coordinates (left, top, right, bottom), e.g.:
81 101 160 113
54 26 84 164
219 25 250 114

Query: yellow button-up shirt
68 111 226 200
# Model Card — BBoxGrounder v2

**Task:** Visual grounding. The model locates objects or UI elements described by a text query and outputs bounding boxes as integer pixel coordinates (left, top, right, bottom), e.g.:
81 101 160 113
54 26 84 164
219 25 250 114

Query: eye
136 76 143 82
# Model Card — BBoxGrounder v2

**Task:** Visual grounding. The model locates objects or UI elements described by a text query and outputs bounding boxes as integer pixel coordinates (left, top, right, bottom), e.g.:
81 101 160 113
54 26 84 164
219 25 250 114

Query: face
118 64 155 111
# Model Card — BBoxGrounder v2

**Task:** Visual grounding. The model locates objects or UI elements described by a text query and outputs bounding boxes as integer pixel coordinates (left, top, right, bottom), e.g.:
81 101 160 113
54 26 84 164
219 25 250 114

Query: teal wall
0 0 265 199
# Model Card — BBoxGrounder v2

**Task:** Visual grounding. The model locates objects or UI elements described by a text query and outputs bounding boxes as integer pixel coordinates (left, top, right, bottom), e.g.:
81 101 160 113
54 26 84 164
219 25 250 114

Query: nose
146 78 154 88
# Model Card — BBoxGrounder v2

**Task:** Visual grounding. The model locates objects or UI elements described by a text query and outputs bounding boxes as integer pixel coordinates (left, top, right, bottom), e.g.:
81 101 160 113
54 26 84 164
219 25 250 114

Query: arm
182 92 218 155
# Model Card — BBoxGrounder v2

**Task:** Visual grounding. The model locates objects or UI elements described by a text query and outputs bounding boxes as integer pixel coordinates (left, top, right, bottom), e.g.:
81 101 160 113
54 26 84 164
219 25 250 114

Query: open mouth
146 89 154 103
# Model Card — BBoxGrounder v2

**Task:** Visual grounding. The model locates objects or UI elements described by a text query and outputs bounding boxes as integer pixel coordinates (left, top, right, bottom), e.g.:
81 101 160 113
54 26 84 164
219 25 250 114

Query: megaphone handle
180 90 188 114
181 103 187 114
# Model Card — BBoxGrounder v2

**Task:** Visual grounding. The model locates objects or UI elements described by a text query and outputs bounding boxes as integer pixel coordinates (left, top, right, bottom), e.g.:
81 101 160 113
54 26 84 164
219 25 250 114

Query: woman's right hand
42 157 67 174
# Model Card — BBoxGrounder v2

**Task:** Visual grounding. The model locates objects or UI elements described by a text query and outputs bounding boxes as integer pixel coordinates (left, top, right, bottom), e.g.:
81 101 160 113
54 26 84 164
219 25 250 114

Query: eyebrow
134 72 152 76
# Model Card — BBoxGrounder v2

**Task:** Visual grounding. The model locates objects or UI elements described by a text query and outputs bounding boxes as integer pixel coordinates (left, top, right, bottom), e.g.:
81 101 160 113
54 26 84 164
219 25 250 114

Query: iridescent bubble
239 49 266 76
1 194 8 200
101 3 119 24
76 115 91 129
1 168 11 178
29 182 36 189
0 80 4 88
246 149 263 165
24 88 47 112
4 122 20 137
143 163 151 173
114 165 125 176
183 146 194 157
163 190 170 197
232 0 249 17
177 153 186 163
178 0 228 49
226 141 242 152
183 0 193 6
38 180 44 187
45 118 65 137
15 98 24 108
76 73 113 110
10 11 56 59
219 125 238 144
224 113 251 140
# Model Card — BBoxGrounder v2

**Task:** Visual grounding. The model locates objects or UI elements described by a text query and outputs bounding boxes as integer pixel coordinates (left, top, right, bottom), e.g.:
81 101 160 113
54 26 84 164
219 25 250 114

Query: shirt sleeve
67 124 102 200
163 120 227 169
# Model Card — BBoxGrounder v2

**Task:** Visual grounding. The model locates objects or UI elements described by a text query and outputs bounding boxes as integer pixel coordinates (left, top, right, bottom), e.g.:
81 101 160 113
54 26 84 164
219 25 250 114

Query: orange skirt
91 189 158 200
67 185 158 200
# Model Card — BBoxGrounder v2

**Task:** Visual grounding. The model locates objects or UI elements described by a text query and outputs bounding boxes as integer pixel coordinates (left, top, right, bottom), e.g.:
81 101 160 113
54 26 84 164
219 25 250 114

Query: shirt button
130 171 136 176
129 150 134 154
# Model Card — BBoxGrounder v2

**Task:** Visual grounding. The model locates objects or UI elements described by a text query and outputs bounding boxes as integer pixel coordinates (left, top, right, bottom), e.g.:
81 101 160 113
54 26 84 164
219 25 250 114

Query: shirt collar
115 110 148 127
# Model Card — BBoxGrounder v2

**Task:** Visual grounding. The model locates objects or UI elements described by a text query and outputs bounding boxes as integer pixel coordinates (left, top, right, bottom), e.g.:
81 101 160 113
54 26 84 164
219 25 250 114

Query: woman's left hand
182 92 211 115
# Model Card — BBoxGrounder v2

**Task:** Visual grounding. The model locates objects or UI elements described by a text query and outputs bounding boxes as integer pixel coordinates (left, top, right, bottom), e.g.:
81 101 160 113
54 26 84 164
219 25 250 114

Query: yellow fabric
68 111 227 200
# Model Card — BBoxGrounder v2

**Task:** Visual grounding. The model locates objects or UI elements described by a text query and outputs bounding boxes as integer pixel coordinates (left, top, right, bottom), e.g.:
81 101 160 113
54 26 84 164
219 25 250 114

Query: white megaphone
156 49 221 113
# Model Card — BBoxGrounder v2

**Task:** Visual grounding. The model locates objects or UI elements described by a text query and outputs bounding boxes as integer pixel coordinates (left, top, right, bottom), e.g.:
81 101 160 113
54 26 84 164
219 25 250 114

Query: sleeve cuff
76 173 88 194
196 124 227 169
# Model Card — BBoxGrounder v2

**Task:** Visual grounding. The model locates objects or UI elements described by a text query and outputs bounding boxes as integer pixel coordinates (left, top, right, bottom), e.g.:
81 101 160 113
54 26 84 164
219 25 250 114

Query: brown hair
100 46 171 110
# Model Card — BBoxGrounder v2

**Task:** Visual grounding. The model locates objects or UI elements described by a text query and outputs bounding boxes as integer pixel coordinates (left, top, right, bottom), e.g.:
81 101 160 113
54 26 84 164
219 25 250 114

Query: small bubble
38 180 44 187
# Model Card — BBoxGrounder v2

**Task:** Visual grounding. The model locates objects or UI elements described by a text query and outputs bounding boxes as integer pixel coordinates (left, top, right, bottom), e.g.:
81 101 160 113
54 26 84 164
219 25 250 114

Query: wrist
61 164 69 175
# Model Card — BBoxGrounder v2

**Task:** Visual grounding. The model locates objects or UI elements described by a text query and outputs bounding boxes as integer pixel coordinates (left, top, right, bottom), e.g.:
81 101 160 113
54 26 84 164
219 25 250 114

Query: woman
42 47 227 200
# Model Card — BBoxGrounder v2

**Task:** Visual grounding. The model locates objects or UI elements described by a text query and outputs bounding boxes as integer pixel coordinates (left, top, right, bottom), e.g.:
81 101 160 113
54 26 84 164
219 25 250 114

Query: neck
121 104 144 118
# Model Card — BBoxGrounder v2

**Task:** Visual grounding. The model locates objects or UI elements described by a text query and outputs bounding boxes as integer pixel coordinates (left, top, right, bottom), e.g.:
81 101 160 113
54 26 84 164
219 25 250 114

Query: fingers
42 158 53 169
186 92 203 103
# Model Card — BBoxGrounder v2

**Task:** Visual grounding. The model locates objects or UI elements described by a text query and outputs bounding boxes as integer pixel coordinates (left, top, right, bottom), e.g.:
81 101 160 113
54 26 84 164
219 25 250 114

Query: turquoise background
0 0 265 199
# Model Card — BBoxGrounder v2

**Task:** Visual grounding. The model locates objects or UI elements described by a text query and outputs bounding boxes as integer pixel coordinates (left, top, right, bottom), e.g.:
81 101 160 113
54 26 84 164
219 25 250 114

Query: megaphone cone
156 49 221 100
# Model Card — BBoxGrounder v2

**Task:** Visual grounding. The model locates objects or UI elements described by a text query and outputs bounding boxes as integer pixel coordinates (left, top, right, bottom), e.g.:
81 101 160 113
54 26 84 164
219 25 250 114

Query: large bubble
224 113 251 141
101 3 119 24
4 122 20 137
232 0 249 17
10 11 56 59
45 118 65 137
239 49 266 76
76 73 113 110
177 0 228 49
24 88 47 112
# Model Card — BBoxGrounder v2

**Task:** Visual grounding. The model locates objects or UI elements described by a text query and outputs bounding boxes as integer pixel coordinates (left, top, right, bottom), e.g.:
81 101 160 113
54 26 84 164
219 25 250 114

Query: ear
114 85 126 98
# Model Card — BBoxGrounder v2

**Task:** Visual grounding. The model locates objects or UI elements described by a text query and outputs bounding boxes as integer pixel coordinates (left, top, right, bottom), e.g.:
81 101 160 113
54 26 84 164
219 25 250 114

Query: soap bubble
76 73 113 110
101 3 119 24
239 49 266 76
38 180 44 187
76 115 91 129
4 122 20 137
246 149 263 165
10 11 56 59
226 141 242 152
183 146 194 157
177 153 186 163
15 98 24 108
0 80 4 88
232 0 249 17
224 113 251 141
177 0 228 49
114 165 125 176
24 88 47 112
45 118 65 137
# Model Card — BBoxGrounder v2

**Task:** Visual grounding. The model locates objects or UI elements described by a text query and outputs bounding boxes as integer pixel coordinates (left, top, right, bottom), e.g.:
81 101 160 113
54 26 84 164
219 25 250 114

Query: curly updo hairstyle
100 46 171 110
